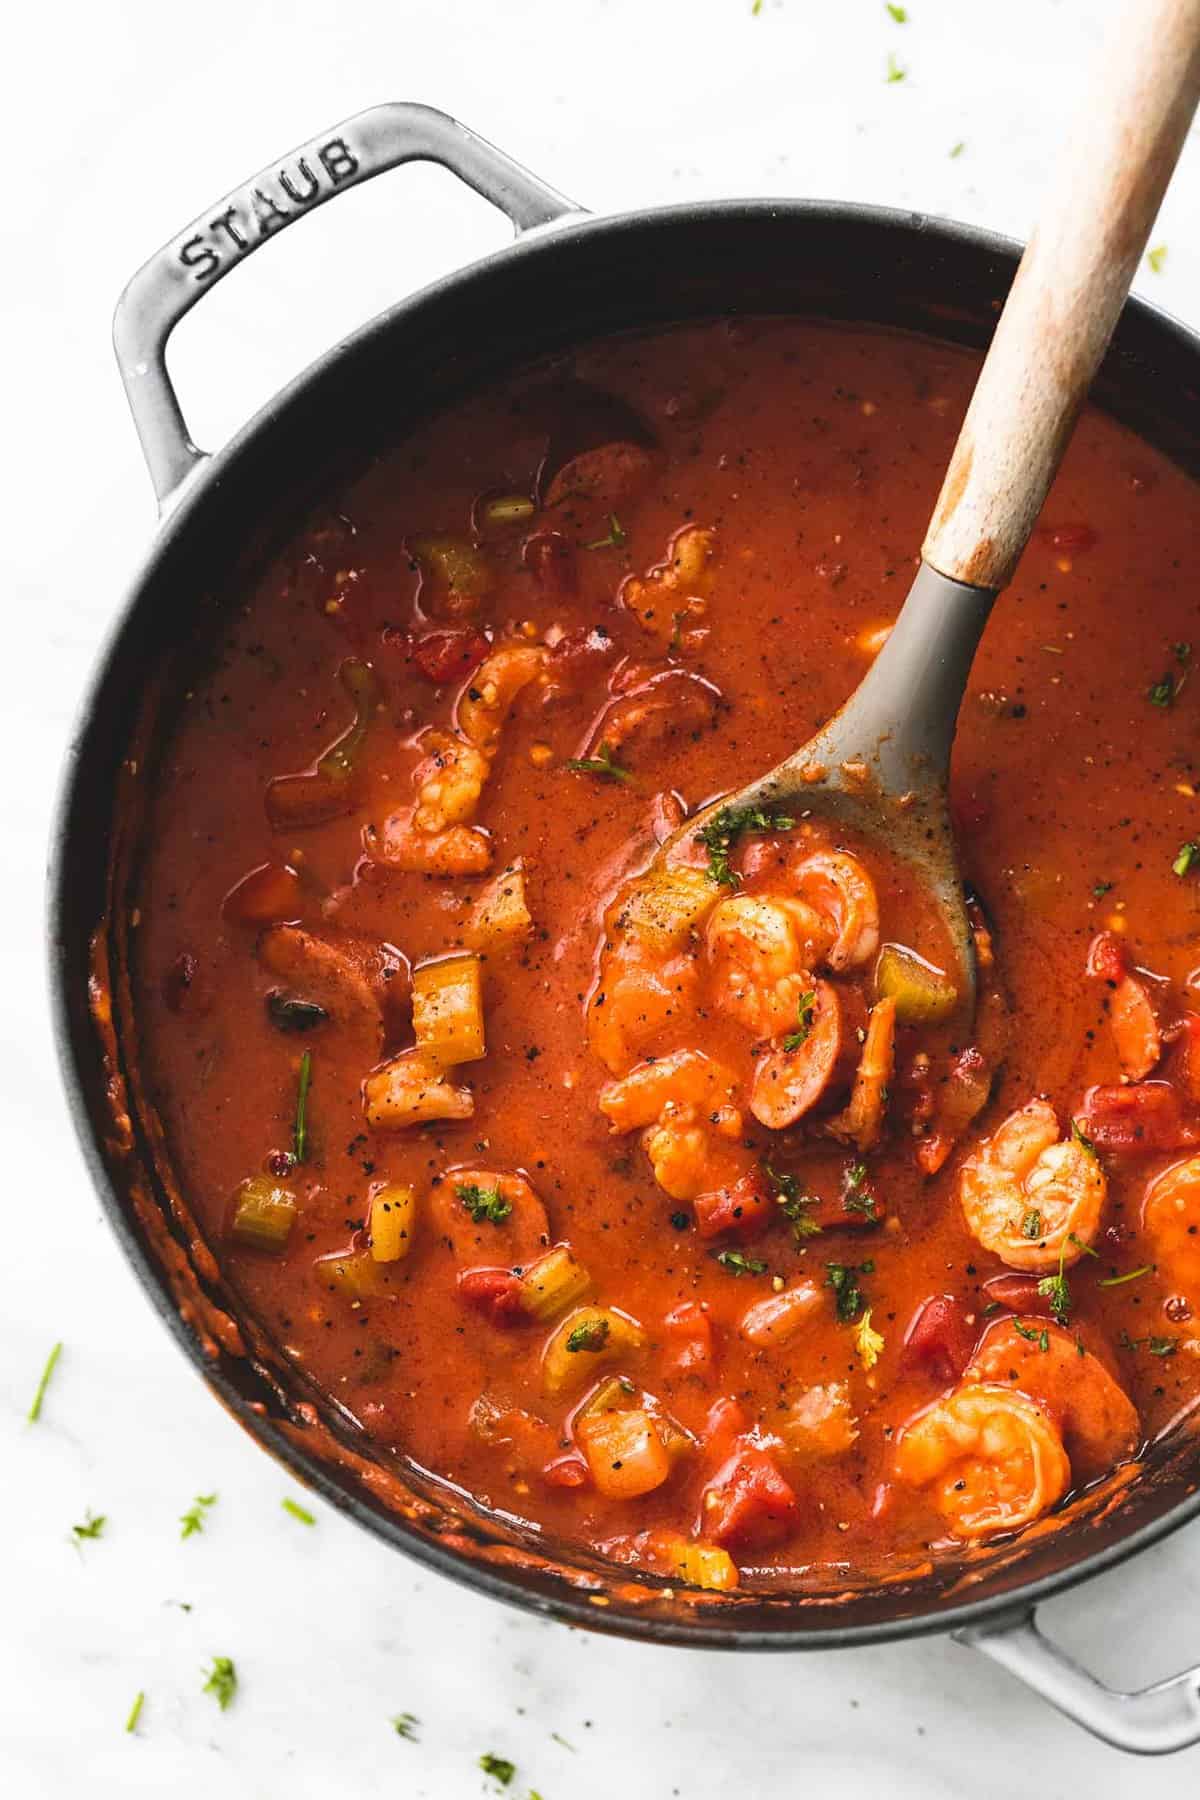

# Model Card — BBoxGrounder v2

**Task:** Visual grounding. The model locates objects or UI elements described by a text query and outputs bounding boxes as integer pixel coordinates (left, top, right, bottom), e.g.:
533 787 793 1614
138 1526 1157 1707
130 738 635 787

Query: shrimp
1142 1154 1200 1311
371 813 493 875
705 893 826 1037
957 1099 1106 1271
793 849 880 971
363 1049 474 1129
455 643 548 752
967 1318 1139 1483
643 1116 747 1201
598 1049 741 1133
620 524 717 645
750 980 855 1130
825 996 896 1152
410 729 490 831
893 1383 1070 1539
588 956 700 1076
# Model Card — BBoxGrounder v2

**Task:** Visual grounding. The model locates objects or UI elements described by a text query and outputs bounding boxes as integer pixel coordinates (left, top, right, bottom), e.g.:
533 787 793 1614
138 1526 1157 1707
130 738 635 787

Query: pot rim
49 192 1200 1652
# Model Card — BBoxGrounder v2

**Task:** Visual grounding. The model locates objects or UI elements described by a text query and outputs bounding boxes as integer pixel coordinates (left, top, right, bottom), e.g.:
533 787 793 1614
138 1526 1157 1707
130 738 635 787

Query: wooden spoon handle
923 0 1200 591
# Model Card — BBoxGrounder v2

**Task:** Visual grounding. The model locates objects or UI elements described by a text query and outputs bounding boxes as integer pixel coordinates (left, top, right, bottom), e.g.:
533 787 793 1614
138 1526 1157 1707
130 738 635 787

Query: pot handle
956 1606 1200 1754
112 101 582 511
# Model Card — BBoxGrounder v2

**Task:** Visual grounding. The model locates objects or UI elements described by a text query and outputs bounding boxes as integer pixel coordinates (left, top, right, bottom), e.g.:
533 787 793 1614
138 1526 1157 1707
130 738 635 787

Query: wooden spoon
667 0 1200 1012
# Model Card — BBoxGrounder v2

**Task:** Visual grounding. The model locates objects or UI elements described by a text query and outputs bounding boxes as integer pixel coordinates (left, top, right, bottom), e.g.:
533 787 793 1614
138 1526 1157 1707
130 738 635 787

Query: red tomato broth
129 318 1200 1588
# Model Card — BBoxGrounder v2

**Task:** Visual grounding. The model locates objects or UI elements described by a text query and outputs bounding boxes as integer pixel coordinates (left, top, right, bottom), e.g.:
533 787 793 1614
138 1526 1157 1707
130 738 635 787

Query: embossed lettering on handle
112 102 582 511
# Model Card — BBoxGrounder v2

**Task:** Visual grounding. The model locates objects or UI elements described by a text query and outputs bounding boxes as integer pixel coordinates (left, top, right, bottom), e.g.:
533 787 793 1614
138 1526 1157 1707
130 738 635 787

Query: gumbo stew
128 319 1200 1592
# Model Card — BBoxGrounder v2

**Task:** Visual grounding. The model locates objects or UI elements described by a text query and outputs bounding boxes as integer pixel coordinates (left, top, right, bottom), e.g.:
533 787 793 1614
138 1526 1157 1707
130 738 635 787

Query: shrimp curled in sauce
893 1382 1070 1539
705 894 826 1037
957 1099 1106 1271
793 850 880 971
455 644 548 753
967 1318 1139 1483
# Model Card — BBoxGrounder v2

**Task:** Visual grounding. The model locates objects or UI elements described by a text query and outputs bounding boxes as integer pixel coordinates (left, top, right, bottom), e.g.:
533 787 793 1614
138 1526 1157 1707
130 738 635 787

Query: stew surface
130 318 1200 1592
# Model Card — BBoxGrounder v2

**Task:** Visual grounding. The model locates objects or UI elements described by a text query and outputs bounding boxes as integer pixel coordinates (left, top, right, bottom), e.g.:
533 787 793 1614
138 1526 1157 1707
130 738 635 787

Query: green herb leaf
455 1181 513 1225
695 803 796 887
949 140 965 159
826 1261 871 1323
293 1050 313 1163
566 1318 611 1353
180 1492 218 1540
391 1711 420 1741
1099 1265 1152 1288
564 741 632 784
28 1340 62 1423
842 1160 879 1220
886 50 907 81
766 1164 822 1239
202 1656 237 1711
1148 671 1180 708
886 2 908 18
585 514 627 551
1147 243 1168 275
72 1509 106 1542
1092 880 1113 899
1070 1118 1097 1158
1067 1230 1099 1258
1021 1208 1044 1240
1173 841 1200 878
1012 1320 1050 1351
281 1496 316 1526
1148 1335 1178 1356
715 1248 768 1277
125 1691 145 1735
1037 1272 1071 1325
480 1753 517 1786
854 1308 885 1370
781 988 816 1053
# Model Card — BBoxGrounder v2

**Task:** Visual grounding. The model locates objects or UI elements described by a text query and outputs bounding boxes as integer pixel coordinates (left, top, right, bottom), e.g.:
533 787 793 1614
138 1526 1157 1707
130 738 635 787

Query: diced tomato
662 1300 717 1383
457 1267 526 1326
693 1170 771 1240
700 1395 750 1463
523 529 577 596
700 1447 801 1552
1076 1082 1194 1155
1037 522 1098 554
980 1272 1056 1319
542 1450 589 1489
1110 975 1162 1081
222 862 303 926
1086 930 1126 983
902 1294 975 1382
410 627 490 684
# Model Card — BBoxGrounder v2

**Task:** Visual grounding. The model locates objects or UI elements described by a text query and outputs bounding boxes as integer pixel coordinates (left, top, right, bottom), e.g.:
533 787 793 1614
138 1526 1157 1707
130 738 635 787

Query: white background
5 0 1200 1793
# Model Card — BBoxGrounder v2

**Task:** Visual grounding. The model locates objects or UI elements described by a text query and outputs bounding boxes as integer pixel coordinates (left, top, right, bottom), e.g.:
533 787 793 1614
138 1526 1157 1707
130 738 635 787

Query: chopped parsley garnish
202 1656 238 1711
456 1182 512 1224
566 1318 611 1353
1020 1208 1044 1240
281 1497 316 1526
1122 1329 1177 1357
585 513 627 551
1173 841 1199 878
391 1712 420 1741
479 1753 517 1786
854 1308 885 1370
72 1509 106 1542
293 1050 313 1163
564 741 632 784
1147 243 1168 275
1148 672 1177 707
1013 1320 1050 1352
1068 1231 1099 1258
782 989 816 1053
1098 1265 1152 1288
180 1492 218 1540
1092 880 1113 899
827 1260 874 1324
842 1161 879 1221
714 1249 768 1277
949 140 965 159
885 2 907 18
28 1340 62 1422
767 1164 822 1239
1037 1272 1071 1325
125 1691 145 1734
695 803 796 887
886 50 906 81
1070 1118 1097 1158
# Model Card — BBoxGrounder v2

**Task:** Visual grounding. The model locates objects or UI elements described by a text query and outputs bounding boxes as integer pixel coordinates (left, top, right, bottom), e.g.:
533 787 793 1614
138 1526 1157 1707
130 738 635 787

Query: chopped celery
517 1245 593 1322
412 953 486 1067
875 942 959 1024
541 1305 647 1399
464 861 532 953
616 866 718 954
369 1184 415 1262
479 493 536 529
409 535 495 599
230 1176 296 1252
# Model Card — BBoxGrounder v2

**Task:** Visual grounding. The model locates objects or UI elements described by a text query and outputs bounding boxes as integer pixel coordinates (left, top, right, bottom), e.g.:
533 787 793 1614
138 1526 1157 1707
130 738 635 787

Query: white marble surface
6 0 1200 1791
